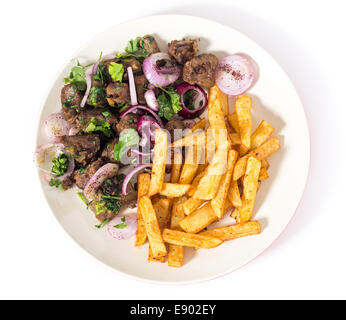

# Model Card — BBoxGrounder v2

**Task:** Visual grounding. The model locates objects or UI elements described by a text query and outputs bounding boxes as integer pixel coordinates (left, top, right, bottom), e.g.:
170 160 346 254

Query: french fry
208 99 227 147
228 180 242 208
179 144 200 184
209 85 229 116
193 140 230 200
233 156 261 223
149 129 168 196
235 94 252 150
230 133 241 145
258 167 269 181
138 196 167 258
170 130 206 147
135 173 150 247
159 183 191 198
211 149 238 218
170 150 183 183
190 118 206 132
181 197 205 216
153 198 172 230
251 120 274 150
168 196 187 268
163 229 223 249
199 221 261 241
233 137 280 180
179 202 218 233
261 159 270 170
187 170 206 197
148 244 165 263
227 112 239 133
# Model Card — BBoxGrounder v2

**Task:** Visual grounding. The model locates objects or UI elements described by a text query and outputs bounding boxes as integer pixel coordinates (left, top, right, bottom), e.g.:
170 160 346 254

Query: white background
1 0 345 299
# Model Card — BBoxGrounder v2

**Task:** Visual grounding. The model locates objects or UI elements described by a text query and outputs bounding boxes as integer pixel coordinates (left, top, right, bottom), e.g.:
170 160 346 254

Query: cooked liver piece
182 54 219 89
168 39 198 64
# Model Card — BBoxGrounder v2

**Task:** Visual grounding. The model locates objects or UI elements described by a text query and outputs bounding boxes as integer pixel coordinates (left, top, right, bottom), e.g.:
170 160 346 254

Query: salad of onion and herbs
35 35 256 239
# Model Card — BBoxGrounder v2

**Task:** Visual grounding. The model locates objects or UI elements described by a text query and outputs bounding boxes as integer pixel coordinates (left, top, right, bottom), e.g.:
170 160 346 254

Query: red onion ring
44 112 70 141
127 67 137 106
130 149 153 157
84 163 119 197
176 82 208 119
107 215 137 240
143 53 180 87
80 74 92 108
137 115 161 146
119 105 163 127
144 89 159 111
215 54 255 96
122 164 152 195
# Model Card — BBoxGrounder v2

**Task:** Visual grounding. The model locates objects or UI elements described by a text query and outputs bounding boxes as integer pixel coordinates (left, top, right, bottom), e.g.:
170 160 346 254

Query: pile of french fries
135 85 280 267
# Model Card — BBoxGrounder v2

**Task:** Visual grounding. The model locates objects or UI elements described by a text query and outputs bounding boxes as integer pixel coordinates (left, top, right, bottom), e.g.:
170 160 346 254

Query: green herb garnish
95 218 110 229
49 178 64 191
85 117 112 137
63 64 87 91
157 85 182 120
114 217 127 229
77 192 93 209
102 111 111 118
108 62 124 82
88 86 106 106
51 153 69 176
113 128 139 162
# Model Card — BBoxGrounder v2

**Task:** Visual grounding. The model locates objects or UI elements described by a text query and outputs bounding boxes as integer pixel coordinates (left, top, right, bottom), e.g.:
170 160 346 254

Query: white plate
36 15 310 284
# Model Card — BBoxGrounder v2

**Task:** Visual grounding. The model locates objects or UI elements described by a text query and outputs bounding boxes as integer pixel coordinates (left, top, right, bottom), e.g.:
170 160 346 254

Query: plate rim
35 14 311 285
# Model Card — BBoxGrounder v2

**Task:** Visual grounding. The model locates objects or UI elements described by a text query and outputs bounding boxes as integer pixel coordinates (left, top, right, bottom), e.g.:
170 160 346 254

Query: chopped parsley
114 217 127 229
108 62 124 82
118 103 131 112
157 85 182 120
51 153 69 176
85 117 113 137
95 218 110 229
116 36 150 61
93 62 106 84
113 128 139 162
63 62 87 91
49 178 64 190
88 86 106 106
79 168 86 174
102 111 111 118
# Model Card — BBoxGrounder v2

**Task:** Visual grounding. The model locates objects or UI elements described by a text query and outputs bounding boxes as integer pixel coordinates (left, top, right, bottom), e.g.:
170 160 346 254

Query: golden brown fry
208 99 227 147
233 156 261 223
211 149 238 218
209 85 229 116
190 118 206 132
228 180 242 208
163 229 223 249
168 196 187 268
199 221 261 241
135 173 150 247
187 170 206 197
149 129 168 196
159 183 191 198
258 167 269 181
227 112 239 133
235 94 252 149
148 244 165 263
233 137 280 181
153 198 172 230
261 159 270 170
193 140 230 200
179 202 218 233
138 196 167 258
179 144 200 184
230 133 241 145
181 197 205 216
170 150 183 183
251 120 274 150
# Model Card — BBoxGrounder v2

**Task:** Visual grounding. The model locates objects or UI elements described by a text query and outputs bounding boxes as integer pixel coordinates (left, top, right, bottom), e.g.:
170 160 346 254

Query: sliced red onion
92 53 115 75
119 105 163 127
137 115 161 146
144 89 159 111
176 82 207 119
44 112 70 141
143 53 180 87
127 67 137 106
107 215 137 240
80 74 92 108
130 149 153 157
215 54 255 96
122 164 152 195
84 163 119 197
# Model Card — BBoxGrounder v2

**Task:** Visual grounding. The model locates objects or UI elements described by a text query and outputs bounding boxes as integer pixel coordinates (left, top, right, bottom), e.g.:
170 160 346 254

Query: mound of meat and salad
35 35 256 238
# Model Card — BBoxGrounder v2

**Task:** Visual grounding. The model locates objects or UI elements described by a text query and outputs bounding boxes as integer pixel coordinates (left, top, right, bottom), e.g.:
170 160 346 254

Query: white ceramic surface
36 15 310 284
